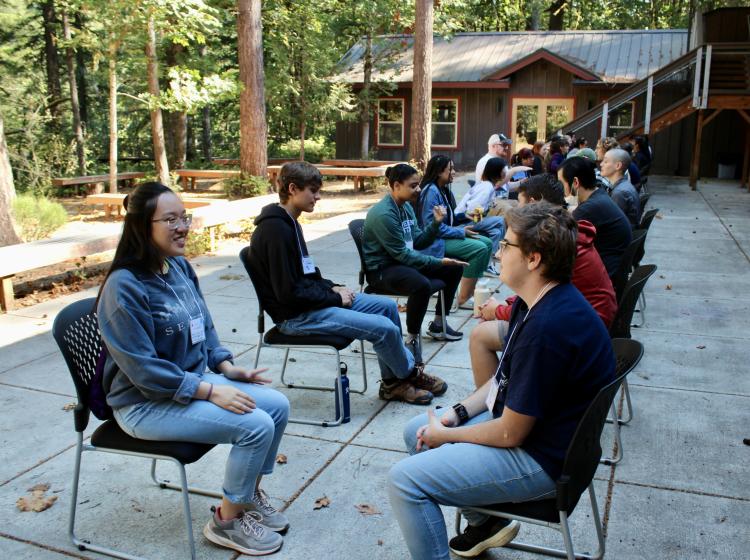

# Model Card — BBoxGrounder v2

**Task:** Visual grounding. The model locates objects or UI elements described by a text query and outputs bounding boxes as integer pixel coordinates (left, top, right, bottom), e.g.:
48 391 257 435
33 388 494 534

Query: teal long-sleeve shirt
363 194 442 271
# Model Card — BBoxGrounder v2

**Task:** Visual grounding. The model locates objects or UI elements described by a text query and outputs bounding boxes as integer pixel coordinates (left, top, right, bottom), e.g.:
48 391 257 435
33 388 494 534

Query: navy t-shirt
573 188 632 278
491 283 615 480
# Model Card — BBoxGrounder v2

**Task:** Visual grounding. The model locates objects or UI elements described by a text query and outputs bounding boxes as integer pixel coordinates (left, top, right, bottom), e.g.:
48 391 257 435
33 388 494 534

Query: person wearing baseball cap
475 133 509 183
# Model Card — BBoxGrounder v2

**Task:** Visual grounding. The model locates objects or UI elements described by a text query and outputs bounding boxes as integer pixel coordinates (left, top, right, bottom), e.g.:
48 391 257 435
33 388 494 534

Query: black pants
367 264 463 335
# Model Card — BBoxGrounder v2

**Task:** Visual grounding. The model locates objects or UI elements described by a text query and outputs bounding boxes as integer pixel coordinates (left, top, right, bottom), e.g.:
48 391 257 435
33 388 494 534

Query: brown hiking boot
379 378 433 405
411 364 448 396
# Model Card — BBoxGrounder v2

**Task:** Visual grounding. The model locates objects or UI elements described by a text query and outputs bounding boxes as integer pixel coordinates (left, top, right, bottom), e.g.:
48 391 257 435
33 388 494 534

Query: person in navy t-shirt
388 202 615 560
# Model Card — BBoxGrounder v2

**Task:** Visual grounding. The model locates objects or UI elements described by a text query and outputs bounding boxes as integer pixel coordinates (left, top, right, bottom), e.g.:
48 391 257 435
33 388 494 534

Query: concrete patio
0 176 748 559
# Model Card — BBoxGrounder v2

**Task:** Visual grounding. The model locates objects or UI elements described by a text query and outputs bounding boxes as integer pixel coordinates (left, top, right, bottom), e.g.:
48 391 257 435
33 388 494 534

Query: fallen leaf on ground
276 454 287 464
696 345 706 349
219 274 244 281
397 304 407 313
62 402 76 411
17 484 57 512
659 275 666 279
313 496 330 510
377 539 384 546
355 503 382 516
665 284 672 290
655 214 663 219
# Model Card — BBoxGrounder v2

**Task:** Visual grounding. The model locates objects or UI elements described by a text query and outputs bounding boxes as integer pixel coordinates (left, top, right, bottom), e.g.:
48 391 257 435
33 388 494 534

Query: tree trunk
0 117 21 247
526 0 542 30
165 42 187 169
146 16 170 185
186 116 196 162
199 45 212 162
41 0 62 120
299 119 305 161
548 0 565 31
62 11 86 175
237 0 268 180
409 0 433 170
74 13 88 126
108 40 118 193
359 32 372 160
201 105 212 162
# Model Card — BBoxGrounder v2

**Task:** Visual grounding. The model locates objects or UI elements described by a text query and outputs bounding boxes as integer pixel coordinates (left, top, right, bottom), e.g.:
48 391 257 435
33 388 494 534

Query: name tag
485 376 499 413
405 240 414 251
302 255 316 275
190 317 206 344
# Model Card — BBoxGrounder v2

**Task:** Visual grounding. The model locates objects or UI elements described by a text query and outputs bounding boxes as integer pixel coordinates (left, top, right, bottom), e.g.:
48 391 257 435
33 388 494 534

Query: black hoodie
247 203 341 324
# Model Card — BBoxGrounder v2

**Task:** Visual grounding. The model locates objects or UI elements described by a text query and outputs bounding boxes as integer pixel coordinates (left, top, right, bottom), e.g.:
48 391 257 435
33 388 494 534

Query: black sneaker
449 517 520 558
426 320 463 341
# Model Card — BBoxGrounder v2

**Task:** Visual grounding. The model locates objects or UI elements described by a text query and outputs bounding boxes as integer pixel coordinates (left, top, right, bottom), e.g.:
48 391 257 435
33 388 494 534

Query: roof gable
483 48 601 81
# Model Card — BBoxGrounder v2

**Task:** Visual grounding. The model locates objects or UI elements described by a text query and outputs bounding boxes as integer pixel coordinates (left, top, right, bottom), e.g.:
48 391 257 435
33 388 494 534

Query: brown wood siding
509 60 574 98
704 9 750 43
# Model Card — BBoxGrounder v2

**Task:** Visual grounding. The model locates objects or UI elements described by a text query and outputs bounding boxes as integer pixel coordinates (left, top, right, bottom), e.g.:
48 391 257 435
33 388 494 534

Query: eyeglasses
498 238 520 253
153 214 192 230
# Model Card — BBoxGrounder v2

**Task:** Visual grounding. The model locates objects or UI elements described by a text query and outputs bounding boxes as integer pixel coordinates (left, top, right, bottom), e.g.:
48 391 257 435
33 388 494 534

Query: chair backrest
238 246 268 335
609 264 657 339
611 229 647 302
556 374 623 514
347 219 368 288
52 297 103 432
638 192 651 211
611 338 644 380
633 208 659 267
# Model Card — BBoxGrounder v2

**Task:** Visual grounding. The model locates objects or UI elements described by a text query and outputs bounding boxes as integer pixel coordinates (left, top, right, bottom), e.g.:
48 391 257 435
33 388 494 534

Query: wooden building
335 8 749 185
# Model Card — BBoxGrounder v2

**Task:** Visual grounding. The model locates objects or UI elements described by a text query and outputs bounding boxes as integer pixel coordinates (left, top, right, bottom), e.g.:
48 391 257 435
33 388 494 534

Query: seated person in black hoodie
246 162 447 405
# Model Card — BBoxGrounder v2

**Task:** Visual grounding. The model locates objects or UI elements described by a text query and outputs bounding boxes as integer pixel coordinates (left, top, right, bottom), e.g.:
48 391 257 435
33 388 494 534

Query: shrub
223 174 271 199
269 136 335 163
12 194 68 242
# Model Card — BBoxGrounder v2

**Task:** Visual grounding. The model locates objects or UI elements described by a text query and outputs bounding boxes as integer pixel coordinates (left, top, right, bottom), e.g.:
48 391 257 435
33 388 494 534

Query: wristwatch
452 403 469 425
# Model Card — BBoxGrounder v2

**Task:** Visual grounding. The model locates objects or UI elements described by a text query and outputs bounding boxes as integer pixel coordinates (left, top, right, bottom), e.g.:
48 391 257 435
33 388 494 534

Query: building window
608 102 635 136
377 98 405 147
431 98 458 148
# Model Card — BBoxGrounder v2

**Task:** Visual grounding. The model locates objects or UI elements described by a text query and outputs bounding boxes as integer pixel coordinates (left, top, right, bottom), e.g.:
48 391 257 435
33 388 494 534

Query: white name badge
405 240 414 251
302 255 316 274
190 317 206 344
485 376 499 413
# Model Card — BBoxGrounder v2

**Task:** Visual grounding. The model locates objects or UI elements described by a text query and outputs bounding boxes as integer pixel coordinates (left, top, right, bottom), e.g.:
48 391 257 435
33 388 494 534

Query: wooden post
743 124 750 191
0 276 14 312
644 77 654 134
689 109 704 190
600 102 609 138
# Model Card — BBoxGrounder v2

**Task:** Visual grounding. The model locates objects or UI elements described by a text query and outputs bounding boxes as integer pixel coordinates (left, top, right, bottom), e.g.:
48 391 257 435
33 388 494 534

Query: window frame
376 97 406 148
608 101 636 134
431 97 460 149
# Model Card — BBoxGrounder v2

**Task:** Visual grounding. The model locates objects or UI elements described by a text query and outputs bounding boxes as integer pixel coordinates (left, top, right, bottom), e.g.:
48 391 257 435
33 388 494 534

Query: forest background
0 0 740 200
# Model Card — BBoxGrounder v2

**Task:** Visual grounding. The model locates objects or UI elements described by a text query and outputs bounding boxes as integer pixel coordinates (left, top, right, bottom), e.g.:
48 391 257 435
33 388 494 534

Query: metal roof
336 30 688 85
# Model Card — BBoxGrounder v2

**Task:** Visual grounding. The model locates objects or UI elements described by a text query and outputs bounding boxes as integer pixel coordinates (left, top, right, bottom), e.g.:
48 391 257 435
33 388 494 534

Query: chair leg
279 348 292 387
253 337 263 369
559 511 577 560
286 349 345 427
351 339 368 395
601 401 623 465
619 379 634 425
68 433 86 552
175 460 197 560
588 484 606 560
150 459 222 499
633 291 646 328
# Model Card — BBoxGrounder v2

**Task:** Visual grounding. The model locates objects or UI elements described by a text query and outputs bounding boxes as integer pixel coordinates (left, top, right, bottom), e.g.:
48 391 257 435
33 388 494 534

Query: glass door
512 98 574 151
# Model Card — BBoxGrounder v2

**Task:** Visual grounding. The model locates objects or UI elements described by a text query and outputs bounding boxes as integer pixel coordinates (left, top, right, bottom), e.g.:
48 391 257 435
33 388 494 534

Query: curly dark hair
504 202 578 283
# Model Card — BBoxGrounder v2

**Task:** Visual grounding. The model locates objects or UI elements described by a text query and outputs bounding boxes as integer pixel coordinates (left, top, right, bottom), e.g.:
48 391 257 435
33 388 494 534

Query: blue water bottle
334 361 350 423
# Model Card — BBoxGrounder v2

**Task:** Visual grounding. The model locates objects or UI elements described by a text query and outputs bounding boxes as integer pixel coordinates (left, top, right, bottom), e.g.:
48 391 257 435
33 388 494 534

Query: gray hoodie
97 257 232 409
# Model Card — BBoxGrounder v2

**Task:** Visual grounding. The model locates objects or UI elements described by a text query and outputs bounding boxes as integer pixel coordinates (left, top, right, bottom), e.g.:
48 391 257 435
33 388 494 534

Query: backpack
89 345 114 420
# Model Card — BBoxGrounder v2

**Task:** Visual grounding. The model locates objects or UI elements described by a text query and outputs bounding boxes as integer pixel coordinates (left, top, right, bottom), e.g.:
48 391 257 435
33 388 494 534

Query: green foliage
222 174 271 199
269 137 335 163
12 194 68 242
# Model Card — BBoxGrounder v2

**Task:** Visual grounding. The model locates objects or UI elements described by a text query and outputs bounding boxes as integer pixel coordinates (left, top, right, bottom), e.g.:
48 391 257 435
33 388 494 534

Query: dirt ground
12 178 389 308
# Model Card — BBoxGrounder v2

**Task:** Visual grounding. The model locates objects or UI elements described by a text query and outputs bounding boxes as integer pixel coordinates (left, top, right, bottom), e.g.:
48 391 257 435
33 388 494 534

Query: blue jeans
278 293 414 381
388 409 555 560
113 372 289 504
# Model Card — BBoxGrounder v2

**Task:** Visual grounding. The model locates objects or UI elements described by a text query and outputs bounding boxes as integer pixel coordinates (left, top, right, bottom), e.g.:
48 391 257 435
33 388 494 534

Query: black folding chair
455 375 625 560
52 298 221 560
347 218 447 344
632 208 659 326
611 229 647 303
601 338 645 465
638 192 651 213
239 247 367 427
608 265 657 428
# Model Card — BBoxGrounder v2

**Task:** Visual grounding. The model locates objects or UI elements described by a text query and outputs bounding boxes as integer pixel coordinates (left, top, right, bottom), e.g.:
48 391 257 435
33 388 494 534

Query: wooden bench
174 169 240 190
52 172 146 195
0 226 123 312
267 165 388 191
86 193 225 218
320 159 402 168
212 158 297 166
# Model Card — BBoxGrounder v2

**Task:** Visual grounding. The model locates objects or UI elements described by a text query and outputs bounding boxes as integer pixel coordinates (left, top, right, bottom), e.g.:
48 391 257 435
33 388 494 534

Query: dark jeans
367 264 463 335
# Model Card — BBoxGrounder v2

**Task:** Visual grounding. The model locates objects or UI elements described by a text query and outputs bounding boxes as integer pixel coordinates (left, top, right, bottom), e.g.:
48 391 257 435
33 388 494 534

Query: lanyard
154 259 204 322
282 206 308 258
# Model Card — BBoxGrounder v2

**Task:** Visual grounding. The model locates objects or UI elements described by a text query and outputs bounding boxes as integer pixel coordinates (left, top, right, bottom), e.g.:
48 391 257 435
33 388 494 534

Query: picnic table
320 159 402 168
174 169 240 190
212 158 297 166
86 193 226 217
52 172 146 195
267 164 389 191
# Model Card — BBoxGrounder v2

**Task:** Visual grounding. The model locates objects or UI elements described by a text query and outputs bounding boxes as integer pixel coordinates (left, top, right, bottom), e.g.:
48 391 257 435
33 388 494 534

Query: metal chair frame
239 247 368 427
54 298 221 560
632 208 659 327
